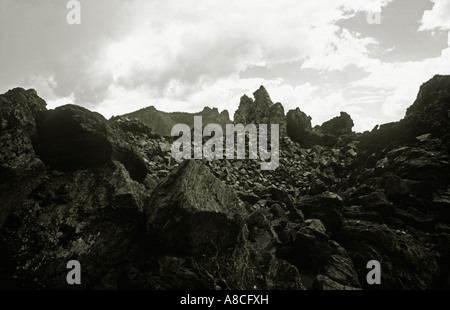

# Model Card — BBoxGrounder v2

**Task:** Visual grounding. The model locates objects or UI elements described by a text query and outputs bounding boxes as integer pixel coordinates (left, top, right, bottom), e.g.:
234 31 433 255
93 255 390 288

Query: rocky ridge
0 74 449 290
120 105 231 137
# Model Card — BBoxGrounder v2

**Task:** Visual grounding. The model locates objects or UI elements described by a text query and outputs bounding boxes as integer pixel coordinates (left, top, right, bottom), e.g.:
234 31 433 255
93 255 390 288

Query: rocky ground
0 75 449 290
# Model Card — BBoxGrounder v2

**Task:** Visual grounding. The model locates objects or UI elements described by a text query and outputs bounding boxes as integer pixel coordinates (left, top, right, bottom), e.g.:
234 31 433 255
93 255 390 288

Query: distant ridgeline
120 105 231 137
120 85 356 149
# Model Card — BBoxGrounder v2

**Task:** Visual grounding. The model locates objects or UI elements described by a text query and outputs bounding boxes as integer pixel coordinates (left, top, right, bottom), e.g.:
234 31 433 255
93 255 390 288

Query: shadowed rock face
34 105 112 171
33 104 147 183
320 112 354 136
286 107 312 144
0 75 450 290
286 108 355 148
145 160 247 255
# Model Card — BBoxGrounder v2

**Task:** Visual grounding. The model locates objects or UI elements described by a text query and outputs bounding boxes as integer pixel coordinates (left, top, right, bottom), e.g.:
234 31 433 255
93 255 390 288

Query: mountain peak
406 74 450 118
253 85 273 105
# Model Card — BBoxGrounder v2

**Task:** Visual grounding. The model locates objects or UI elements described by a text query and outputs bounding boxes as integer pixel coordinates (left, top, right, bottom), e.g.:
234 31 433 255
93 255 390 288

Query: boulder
0 161 146 289
357 191 395 216
336 219 440 290
145 160 248 255
33 104 148 183
286 107 312 144
320 112 354 136
320 244 361 288
383 175 409 200
298 193 345 233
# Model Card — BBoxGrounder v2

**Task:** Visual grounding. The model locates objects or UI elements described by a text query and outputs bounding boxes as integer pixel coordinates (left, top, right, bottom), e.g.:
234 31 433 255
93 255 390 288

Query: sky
1 0 449 132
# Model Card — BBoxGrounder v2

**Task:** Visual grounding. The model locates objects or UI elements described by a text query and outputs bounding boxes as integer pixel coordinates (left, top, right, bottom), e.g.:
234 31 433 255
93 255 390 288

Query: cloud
351 47 450 120
301 28 380 71
419 0 450 31
0 0 137 107
0 1 388 101
0 0 448 133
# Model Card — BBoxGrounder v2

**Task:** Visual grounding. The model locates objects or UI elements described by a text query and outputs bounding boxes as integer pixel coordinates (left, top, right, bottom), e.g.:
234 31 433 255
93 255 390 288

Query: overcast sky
1 0 449 132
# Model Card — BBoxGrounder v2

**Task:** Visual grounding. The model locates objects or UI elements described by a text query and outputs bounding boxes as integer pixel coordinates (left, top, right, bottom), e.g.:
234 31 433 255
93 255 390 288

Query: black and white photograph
0 0 449 300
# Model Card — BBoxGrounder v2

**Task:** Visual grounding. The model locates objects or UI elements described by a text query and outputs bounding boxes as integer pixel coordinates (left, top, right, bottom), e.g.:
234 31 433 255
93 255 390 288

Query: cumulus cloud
0 0 448 132
419 0 450 31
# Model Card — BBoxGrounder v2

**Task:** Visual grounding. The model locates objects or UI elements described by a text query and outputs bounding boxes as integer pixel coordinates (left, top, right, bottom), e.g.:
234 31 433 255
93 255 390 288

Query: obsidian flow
0 75 449 290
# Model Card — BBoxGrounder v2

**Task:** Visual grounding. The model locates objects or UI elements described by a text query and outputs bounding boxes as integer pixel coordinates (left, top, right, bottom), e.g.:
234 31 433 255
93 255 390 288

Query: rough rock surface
286 108 312 144
1 75 450 290
0 88 47 228
145 160 247 255
320 112 354 136
234 86 287 137
33 104 148 183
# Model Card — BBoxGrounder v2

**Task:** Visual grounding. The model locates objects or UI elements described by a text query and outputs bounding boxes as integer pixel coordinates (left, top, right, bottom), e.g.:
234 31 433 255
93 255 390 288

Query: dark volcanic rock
298 193 345 233
33 104 148 183
356 190 395 217
313 275 360 290
336 219 440 290
277 218 361 289
358 75 450 156
404 74 450 140
33 105 112 170
320 112 354 136
145 160 304 289
234 86 287 137
286 107 312 144
286 109 355 148
1 74 450 290
145 160 247 255
0 88 47 228
0 160 146 289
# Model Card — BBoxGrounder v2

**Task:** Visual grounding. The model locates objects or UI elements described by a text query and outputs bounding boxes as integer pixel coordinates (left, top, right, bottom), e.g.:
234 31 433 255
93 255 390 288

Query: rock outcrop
286 108 354 148
33 104 148 183
234 86 287 137
286 107 312 144
145 160 247 255
320 112 354 136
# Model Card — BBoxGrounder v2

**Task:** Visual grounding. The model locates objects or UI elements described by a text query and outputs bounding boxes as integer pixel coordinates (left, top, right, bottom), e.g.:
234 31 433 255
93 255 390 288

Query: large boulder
404 74 450 140
145 160 248 255
320 112 354 136
33 104 148 183
336 219 440 290
234 86 287 137
297 193 345 233
144 160 306 290
277 218 360 289
286 107 312 144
